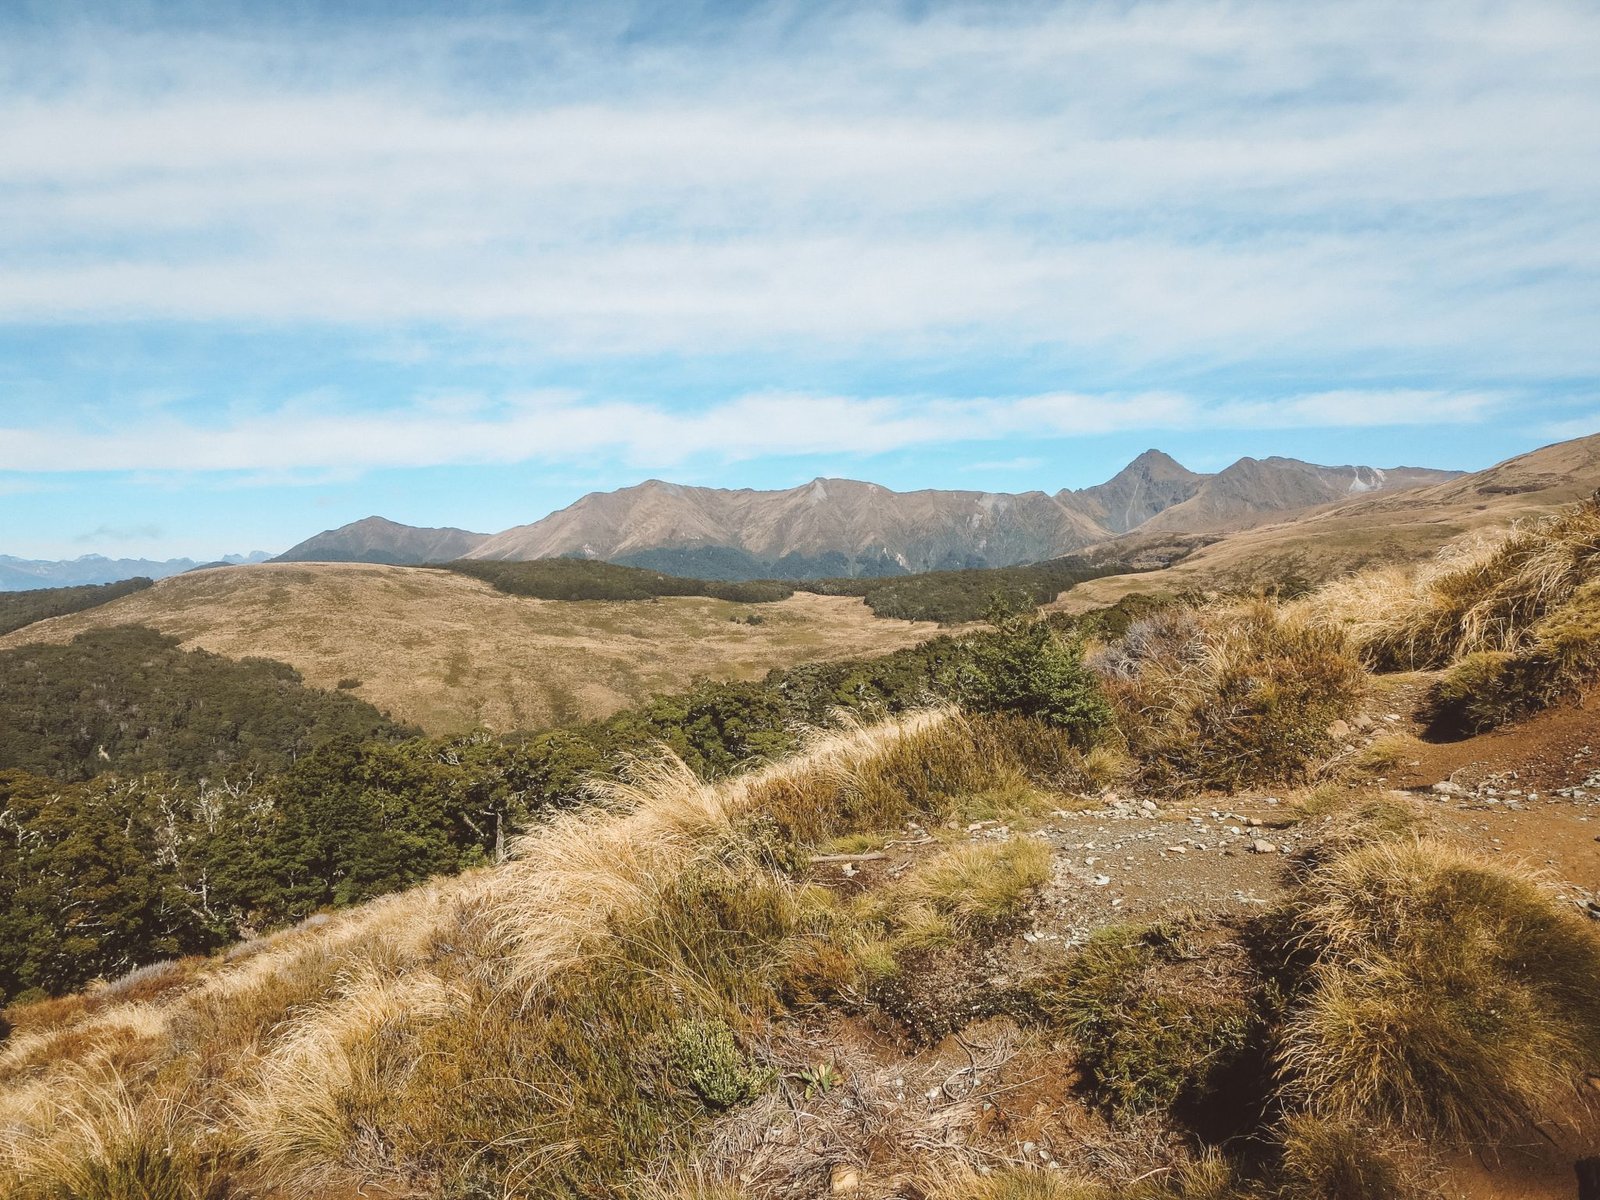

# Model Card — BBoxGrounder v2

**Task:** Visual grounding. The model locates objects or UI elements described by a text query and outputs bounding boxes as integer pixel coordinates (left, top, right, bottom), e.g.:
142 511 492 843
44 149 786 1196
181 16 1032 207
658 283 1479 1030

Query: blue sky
1 0 1597 559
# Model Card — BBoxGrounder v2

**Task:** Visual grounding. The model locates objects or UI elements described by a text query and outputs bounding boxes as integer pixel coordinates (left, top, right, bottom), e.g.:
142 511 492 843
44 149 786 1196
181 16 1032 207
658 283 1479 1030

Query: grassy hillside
1056 433 1600 613
5 700 1595 1198
6 496 1598 1199
0 577 154 637
0 563 940 734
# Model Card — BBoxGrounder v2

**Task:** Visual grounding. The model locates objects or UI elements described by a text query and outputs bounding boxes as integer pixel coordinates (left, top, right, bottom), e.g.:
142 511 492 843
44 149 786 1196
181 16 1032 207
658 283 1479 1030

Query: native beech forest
444 552 1131 624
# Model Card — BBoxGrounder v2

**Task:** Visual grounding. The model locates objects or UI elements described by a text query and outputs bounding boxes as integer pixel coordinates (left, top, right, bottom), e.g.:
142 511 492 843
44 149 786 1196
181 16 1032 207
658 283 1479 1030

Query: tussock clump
1275 1114 1430 1200
1304 495 1600 671
925 1154 1240 1199
1092 603 1364 793
782 838 1051 1037
1279 839 1600 1143
1424 578 1600 735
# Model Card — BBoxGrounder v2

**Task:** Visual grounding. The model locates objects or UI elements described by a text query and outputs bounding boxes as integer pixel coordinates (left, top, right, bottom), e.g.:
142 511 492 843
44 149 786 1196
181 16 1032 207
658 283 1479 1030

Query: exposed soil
786 684 1600 1198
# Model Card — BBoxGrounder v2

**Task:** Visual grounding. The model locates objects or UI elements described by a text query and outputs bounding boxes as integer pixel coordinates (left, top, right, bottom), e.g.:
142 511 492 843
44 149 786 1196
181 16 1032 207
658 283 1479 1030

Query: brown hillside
0 562 939 734
1056 432 1600 611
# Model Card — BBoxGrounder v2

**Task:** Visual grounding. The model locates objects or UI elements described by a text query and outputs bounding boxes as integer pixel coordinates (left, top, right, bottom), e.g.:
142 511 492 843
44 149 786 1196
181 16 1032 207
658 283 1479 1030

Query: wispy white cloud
0 388 1504 476
0 2 1594 375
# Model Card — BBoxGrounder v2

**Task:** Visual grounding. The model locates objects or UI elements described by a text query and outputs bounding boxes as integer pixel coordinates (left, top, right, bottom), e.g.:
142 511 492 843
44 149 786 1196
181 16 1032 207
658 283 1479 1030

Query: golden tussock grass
0 706 1058 1199
1279 838 1600 1143
1300 497 1600 672
1090 602 1365 793
0 562 942 733
920 1155 1239 1200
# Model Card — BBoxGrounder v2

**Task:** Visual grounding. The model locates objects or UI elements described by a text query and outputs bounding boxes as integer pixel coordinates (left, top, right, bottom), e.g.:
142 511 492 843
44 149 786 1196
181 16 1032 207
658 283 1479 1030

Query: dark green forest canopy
810 555 1131 624
0 577 155 637
442 552 1135 623
440 558 794 603
0 625 412 784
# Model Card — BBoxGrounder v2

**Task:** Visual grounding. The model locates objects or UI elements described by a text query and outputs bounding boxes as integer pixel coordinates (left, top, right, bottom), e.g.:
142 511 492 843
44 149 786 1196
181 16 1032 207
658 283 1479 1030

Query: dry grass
1274 1114 1432 1200
1090 602 1364 793
0 562 941 733
1279 838 1600 1143
1301 497 1600 671
922 1156 1239 1200
0 706 1065 1199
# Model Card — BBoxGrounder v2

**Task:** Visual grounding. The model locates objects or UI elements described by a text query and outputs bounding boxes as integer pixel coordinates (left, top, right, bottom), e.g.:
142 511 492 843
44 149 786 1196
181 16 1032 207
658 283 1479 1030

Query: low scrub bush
949 615 1114 741
1025 923 1255 1120
1279 838 1600 1143
1093 604 1364 793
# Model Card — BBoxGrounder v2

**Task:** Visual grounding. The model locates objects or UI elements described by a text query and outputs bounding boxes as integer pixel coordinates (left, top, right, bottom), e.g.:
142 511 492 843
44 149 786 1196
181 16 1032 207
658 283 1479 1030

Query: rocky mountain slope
273 515 488 565
1057 431 1600 609
469 477 1110 578
462 450 1457 578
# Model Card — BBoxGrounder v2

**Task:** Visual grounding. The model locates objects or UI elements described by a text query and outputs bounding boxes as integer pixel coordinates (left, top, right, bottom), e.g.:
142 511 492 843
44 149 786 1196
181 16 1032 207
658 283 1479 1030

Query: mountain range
275 450 1461 579
0 551 272 592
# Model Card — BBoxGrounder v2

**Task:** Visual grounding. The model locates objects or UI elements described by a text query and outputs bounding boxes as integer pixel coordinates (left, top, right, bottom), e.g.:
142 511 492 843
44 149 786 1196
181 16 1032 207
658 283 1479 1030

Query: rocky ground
778 681 1600 1200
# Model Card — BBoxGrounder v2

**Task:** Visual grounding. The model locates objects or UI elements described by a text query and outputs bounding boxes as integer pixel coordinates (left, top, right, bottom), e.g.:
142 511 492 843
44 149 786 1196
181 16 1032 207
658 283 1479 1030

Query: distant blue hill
0 551 272 591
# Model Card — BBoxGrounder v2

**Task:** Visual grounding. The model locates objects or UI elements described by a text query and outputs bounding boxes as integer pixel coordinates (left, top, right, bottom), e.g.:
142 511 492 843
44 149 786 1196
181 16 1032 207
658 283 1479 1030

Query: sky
1 0 1597 560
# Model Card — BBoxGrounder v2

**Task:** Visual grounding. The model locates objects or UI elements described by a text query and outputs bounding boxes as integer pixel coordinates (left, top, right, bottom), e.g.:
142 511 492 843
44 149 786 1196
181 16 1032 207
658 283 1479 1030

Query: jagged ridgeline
0 576 155 637
0 625 412 782
443 553 1130 624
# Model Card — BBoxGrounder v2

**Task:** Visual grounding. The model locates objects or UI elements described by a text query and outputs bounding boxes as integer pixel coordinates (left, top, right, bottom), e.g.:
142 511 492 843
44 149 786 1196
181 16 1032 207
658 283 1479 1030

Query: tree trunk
1577 1156 1600 1200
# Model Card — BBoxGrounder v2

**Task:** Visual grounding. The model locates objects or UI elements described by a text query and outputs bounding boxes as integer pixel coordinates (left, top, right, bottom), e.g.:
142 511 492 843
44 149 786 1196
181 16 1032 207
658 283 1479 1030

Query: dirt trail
796 684 1600 1199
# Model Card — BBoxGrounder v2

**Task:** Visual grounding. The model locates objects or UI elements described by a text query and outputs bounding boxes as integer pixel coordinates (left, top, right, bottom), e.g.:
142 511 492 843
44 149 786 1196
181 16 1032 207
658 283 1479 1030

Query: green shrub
951 615 1113 742
669 1019 770 1109
1027 924 1254 1119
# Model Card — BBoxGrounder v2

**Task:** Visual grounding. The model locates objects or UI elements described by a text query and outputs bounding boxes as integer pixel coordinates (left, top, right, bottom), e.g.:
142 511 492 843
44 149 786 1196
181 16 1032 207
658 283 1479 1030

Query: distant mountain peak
273 517 490 566
264 449 1466 582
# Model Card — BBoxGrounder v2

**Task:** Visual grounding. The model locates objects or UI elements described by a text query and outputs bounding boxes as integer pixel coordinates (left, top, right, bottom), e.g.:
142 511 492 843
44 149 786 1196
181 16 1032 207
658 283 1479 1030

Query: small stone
1432 781 1463 796
1353 714 1376 732
1092 874 1111 886
1327 719 1351 739
1165 846 1186 855
1140 799 1158 813
1252 839 1277 854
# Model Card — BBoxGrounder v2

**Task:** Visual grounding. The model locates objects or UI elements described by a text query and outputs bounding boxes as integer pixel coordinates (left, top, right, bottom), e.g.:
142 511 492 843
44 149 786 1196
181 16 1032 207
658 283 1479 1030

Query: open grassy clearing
0 563 942 734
